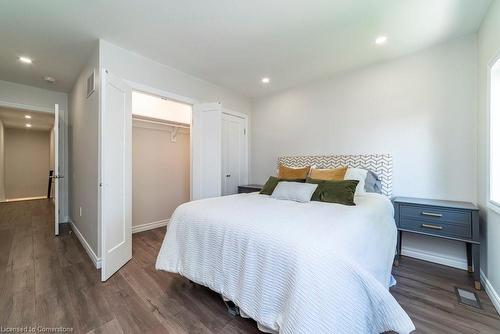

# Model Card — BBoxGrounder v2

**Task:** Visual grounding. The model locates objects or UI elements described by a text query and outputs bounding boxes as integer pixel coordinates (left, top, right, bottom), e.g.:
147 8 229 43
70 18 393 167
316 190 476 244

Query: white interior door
191 102 222 200
54 104 59 235
222 112 247 195
100 70 132 281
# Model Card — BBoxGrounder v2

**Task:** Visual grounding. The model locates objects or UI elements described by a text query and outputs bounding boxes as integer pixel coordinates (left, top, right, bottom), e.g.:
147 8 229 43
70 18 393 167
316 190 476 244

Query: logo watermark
0 326 74 333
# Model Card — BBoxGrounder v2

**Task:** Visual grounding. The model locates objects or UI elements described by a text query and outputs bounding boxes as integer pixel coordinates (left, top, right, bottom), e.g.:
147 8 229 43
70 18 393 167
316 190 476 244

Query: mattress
156 192 415 333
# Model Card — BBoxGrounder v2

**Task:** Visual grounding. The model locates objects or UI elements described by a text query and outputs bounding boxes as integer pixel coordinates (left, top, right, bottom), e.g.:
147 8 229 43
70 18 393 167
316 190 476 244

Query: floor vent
455 287 481 309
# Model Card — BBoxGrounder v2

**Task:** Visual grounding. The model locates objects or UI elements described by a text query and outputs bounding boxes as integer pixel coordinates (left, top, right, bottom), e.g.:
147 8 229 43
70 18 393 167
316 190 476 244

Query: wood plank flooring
1 199 499 333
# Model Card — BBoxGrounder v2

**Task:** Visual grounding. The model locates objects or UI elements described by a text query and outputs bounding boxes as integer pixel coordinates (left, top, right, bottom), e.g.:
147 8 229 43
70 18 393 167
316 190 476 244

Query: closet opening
131 90 192 233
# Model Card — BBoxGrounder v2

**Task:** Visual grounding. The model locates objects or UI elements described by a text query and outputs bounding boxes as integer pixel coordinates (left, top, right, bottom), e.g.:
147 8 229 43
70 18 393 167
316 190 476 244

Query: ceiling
0 107 54 131
0 0 492 97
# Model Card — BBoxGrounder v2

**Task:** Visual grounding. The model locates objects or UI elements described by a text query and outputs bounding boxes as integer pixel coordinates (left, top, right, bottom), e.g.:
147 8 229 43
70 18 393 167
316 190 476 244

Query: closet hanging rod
132 117 191 129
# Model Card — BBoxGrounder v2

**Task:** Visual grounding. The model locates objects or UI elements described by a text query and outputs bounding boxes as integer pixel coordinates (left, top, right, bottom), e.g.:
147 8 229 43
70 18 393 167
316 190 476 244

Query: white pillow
344 168 368 195
271 182 318 203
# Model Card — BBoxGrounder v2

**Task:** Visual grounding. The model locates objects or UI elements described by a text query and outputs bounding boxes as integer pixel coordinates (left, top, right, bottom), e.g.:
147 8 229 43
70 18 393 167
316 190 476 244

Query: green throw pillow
259 176 306 195
306 178 359 205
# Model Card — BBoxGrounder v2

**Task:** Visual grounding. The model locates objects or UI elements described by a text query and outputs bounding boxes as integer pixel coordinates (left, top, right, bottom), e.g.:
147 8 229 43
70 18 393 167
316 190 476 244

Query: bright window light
25 115 32 119
132 91 192 125
261 77 270 84
25 123 32 128
490 61 500 207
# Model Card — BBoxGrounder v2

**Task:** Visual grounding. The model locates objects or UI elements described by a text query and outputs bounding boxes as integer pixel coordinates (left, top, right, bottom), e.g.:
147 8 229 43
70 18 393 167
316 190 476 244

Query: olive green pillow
306 178 359 206
259 176 306 195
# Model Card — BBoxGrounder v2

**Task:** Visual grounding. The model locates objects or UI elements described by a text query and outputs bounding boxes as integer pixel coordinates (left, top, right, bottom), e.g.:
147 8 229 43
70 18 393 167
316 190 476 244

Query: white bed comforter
156 192 415 334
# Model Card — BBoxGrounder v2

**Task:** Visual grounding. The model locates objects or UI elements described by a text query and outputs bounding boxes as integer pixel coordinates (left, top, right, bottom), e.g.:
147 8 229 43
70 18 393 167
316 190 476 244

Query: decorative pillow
259 176 306 195
306 178 359 205
344 167 368 195
278 164 311 180
365 170 382 194
308 166 347 180
271 182 318 203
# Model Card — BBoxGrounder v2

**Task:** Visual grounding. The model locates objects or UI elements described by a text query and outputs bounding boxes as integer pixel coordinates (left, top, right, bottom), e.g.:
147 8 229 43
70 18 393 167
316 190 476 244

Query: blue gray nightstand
393 197 481 290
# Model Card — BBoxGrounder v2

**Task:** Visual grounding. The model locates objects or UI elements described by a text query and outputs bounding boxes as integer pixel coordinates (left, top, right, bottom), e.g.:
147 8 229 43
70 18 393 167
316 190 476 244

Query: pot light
261 77 270 84
19 56 33 64
375 36 388 45
25 123 32 128
24 115 32 119
43 76 55 83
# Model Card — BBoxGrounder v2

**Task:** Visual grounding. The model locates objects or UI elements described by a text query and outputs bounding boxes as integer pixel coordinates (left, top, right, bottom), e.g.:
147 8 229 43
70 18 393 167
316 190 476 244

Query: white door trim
0 99 58 114
54 104 59 235
124 80 199 106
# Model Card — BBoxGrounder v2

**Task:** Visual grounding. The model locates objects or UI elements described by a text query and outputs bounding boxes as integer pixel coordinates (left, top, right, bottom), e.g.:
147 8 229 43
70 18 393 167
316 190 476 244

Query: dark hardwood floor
1 199 499 333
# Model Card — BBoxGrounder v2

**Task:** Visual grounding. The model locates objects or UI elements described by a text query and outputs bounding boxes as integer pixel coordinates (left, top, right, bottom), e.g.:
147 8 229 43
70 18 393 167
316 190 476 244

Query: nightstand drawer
400 217 471 239
400 204 471 225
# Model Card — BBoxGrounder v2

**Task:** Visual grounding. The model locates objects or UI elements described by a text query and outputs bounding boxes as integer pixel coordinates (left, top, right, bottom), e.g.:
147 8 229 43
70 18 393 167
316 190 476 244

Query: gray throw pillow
271 182 318 203
365 170 382 194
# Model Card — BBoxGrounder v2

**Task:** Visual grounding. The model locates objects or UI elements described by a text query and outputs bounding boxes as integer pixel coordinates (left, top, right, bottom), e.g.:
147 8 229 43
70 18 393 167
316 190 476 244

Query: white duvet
156 192 415 334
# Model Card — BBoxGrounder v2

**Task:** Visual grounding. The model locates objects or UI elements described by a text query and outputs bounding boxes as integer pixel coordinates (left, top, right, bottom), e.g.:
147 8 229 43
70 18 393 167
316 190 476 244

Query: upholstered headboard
277 154 393 196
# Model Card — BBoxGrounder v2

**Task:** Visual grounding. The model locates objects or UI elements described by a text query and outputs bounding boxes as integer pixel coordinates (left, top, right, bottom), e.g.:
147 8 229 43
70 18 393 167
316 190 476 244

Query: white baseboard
132 219 169 234
401 246 467 270
68 219 101 269
67 217 167 269
481 270 500 315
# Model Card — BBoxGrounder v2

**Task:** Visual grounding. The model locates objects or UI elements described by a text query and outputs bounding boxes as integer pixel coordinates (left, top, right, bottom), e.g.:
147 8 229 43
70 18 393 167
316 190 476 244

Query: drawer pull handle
421 223 443 230
421 211 443 217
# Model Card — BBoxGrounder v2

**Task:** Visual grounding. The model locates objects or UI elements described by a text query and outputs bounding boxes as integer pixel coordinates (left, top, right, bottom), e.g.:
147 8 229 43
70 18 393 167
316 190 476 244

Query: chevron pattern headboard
277 154 393 196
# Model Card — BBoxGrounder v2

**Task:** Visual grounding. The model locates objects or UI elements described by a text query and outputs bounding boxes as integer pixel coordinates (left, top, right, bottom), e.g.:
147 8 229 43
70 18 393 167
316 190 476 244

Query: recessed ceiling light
43 76 55 83
19 56 33 64
25 115 32 119
261 77 270 84
375 36 388 45
25 123 32 128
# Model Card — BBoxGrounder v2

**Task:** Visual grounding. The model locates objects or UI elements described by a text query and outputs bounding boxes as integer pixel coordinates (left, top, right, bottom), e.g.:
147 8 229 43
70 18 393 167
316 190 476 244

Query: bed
155 155 415 334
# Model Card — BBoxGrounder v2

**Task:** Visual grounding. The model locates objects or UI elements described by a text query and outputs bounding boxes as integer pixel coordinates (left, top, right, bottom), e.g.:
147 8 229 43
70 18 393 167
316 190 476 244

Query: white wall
68 39 252 259
478 0 500 309
132 121 190 228
68 42 100 256
99 40 252 116
4 127 50 199
251 35 478 267
0 79 68 219
0 120 4 201
0 79 67 112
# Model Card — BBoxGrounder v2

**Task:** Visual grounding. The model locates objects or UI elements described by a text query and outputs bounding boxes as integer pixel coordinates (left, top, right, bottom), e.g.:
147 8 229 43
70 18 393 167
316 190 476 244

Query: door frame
222 109 249 188
0 100 68 226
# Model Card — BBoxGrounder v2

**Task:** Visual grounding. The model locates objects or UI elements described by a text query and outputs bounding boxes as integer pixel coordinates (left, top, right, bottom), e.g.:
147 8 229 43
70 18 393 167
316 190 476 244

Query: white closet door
100 70 132 281
222 113 247 195
191 103 222 200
